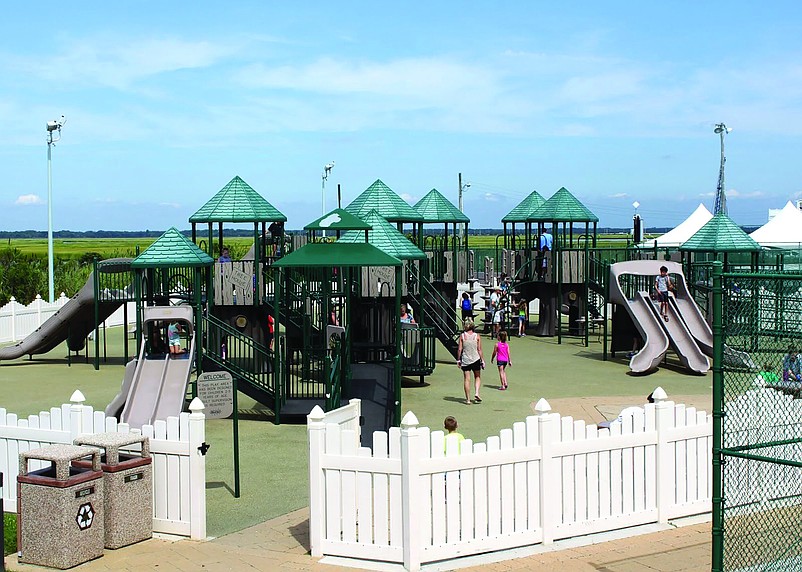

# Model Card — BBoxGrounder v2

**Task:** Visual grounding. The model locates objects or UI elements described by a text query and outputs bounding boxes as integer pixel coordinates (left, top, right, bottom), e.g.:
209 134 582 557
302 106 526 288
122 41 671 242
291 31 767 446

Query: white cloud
399 193 419 203
15 194 43 205
608 193 629 199
726 189 765 199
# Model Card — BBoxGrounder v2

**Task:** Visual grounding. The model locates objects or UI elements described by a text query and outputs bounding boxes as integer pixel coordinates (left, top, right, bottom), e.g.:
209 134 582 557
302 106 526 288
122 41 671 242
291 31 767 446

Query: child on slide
491 331 512 390
654 266 673 322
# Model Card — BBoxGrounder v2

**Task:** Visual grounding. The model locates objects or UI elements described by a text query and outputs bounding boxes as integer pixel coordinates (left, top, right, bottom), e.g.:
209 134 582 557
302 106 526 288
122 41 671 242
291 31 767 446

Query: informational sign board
197 371 235 419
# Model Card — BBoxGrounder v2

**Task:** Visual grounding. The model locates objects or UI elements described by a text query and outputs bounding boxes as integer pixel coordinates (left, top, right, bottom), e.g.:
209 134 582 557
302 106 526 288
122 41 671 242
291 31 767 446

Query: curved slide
111 306 195 429
0 258 133 361
610 261 710 375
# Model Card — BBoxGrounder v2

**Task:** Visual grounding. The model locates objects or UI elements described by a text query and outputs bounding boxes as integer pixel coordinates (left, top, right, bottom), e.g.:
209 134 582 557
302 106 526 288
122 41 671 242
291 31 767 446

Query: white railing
0 294 136 344
0 392 207 540
308 388 712 571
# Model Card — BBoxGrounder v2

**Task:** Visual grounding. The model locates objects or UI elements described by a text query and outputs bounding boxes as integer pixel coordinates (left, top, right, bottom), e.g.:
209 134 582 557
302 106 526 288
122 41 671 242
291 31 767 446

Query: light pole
322 161 335 215
458 173 470 213
46 115 66 303
713 123 732 216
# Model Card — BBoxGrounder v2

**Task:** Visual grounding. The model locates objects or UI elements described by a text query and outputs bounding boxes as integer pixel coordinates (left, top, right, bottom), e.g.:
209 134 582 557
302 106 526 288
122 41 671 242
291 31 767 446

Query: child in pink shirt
491 331 512 390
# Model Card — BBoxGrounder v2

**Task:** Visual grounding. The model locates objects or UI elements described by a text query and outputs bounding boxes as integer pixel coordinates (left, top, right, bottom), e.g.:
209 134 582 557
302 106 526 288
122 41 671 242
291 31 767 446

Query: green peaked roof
345 179 423 222
502 190 546 223
189 175 286 223
413 189 469 223
528 187 599 223
338 209 426 260
131 227 215 268
304 208 372 231
680 213 761 252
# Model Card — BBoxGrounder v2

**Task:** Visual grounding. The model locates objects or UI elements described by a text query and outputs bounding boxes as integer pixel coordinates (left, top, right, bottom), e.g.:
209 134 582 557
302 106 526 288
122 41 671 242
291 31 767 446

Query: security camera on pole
322 161 334 237
46 115 66 303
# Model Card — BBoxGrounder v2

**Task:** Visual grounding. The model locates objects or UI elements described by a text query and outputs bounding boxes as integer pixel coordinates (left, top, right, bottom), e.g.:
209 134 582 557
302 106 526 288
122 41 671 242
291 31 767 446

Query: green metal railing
202 313 274 398
400 325 436 376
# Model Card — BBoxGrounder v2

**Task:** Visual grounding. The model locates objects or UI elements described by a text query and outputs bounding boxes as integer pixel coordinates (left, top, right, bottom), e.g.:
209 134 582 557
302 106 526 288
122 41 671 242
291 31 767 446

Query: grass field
4 233 638 259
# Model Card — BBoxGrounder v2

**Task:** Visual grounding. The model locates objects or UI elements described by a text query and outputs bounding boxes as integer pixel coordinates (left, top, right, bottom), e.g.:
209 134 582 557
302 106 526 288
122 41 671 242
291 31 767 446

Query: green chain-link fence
714 264 802 571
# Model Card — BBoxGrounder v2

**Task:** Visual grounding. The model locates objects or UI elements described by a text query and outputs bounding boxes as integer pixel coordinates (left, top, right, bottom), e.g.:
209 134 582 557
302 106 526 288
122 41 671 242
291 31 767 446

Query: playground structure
5 175 802 436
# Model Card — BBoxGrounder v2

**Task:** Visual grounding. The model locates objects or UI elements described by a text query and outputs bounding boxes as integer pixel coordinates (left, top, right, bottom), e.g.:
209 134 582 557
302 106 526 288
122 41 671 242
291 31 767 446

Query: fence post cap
10 296 15 301
533 398 552 414
651 387 668 401
70 390 86 404
308 405 325 422
35 294 42 300
400 411 419 429
189 397 205 412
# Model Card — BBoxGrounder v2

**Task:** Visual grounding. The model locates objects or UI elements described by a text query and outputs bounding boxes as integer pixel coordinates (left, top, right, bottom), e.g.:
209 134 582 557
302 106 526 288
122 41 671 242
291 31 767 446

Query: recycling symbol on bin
76 502 95 530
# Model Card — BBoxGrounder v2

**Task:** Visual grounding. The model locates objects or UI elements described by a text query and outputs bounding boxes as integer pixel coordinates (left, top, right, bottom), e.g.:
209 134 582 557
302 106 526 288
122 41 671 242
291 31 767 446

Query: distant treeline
0 226 759 239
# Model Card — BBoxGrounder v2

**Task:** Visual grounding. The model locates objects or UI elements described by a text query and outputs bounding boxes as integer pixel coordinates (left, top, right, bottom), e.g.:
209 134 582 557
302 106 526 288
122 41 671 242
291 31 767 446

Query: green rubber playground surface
0 323 711 539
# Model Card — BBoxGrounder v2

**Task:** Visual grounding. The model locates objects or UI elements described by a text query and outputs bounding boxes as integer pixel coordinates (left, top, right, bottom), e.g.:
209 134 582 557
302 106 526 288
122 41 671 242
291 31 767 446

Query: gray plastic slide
610 260 709 374
115 306 195 428
0 258 133 361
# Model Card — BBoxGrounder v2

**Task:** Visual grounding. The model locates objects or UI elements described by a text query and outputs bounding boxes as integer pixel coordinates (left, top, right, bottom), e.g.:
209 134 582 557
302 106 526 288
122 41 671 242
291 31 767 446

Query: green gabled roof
189 175 287 223
680 213 761 252
131 227 214 268
272 242 402 268
337 209 426 260
413 189 469 223
304 208 372 231
502 190 546 223
345 179 424 222
527 187 599 223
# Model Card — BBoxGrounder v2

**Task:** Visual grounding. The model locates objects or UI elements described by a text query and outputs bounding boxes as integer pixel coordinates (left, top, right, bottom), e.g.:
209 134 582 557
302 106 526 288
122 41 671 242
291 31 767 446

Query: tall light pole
46 115 66 303
322 161 335 215
713 123 732 216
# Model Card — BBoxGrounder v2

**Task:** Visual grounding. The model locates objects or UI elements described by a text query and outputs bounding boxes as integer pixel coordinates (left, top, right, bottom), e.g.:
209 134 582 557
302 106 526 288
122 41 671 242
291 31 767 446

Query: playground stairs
202 313 277 413
409 265 460 359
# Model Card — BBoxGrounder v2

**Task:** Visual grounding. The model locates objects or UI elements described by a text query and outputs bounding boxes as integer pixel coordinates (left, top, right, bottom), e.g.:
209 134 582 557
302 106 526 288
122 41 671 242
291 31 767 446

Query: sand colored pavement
5 507 711 572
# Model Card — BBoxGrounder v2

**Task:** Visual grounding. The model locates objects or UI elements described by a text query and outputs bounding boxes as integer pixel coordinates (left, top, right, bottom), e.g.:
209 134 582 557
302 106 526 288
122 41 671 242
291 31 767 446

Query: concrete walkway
6 508 711 572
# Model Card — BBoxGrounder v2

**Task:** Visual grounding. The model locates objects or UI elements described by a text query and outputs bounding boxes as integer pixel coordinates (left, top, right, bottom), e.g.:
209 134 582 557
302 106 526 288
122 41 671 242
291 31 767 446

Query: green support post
93 258 100 370
711 260 724 572
394 265 403 425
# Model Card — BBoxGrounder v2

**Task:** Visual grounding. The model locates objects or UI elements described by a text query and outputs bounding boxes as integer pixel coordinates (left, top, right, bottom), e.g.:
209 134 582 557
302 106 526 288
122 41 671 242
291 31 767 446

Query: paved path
6 508 711 572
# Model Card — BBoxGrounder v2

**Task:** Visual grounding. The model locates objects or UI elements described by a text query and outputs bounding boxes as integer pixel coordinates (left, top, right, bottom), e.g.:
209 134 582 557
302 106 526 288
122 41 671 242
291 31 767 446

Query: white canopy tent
749 201 802 248
638 203 713 248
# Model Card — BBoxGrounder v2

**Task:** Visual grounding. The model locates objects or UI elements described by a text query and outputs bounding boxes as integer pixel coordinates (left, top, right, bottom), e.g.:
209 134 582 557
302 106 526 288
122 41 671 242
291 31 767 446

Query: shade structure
413 189 469 223
639 204 713 249
345 179 423 222
272 242 402 268
527 187 598 223
132 228 214 268
502 190 546 223
749 201 802 248
680 213 760 252
189 175 286 223
304 208 372 232
338 209 426 260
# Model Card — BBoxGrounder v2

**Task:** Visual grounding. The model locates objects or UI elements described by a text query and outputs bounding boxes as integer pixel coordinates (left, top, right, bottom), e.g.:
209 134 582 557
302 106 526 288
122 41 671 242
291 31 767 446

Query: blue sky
2 1 802 231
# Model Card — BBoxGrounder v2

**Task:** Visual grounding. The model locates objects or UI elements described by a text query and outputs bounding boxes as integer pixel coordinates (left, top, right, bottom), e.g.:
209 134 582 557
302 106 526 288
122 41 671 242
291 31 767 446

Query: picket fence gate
0 294 135 344
308 388 712 571
0 391 206 540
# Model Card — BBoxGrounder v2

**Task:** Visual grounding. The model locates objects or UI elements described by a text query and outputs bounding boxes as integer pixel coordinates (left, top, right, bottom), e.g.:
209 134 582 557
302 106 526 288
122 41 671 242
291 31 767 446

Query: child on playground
167 321 184 356
783 346 801 382
460 292 473 320
491 331 511 390
654 266 673 322
517 299 527 337
443 416 465 452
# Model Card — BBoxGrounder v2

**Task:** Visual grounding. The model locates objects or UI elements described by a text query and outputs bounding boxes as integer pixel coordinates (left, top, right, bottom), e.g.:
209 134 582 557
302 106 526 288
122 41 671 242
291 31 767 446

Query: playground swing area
4 178 802 570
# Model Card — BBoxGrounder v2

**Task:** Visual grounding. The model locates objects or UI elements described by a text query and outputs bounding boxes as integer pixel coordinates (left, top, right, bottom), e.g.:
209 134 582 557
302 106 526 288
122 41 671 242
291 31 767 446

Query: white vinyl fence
308 388 712 571
0 391 207 539
0 294 136 344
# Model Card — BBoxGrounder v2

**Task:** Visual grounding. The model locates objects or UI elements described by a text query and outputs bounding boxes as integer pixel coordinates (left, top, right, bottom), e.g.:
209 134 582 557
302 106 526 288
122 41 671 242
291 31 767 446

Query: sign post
197 372 239 497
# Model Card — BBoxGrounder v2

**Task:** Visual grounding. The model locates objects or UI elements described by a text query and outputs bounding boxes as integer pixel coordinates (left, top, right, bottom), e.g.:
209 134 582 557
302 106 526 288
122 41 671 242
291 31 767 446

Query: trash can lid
20 444 101 479
74 432 150 464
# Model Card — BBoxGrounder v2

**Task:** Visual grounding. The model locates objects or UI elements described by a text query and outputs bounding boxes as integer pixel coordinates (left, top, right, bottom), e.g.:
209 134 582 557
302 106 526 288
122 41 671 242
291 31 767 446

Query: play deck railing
202 313 274 399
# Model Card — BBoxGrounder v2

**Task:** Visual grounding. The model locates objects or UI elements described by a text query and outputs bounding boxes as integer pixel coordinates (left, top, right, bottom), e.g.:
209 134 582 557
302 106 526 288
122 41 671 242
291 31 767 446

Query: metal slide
670 294 713 355
0 262 132 361
610 260 709 375
116 306 195 428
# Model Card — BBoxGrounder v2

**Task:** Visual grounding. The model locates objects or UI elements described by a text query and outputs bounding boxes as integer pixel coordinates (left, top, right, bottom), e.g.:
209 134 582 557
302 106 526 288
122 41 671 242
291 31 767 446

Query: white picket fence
308 388 712 571
0 294 136 344
0 392 207 540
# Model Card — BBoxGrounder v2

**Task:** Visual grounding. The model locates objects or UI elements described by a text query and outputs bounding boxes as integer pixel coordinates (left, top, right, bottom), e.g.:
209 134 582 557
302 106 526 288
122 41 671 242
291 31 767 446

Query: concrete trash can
73 432 153 549
18 444 104 569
